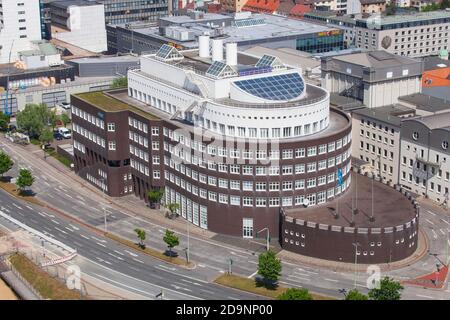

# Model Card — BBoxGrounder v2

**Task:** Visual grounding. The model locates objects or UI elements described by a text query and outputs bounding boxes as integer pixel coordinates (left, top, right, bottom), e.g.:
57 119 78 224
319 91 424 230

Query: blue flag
337 168 343 187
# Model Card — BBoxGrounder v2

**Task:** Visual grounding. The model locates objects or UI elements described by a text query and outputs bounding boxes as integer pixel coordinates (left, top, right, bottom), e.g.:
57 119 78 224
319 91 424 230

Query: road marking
416 294 433 299
80 234 90 240
91 236 106 243
37 212 46 217
324 278 339 282
427 210 436 216
64 227 74 232
16 211 23 216
54 227 68 234
132 258 145 264
47 194 55 199
432 229 438 239
114 250 125 256
440 229 446 235
108 253 124 261
441 219 450 226
426 218 435 225
153 265 208 284
180 279 202 286
25 205 34 211
125 250 138 257
156 264 176 272
12 203 23 210
69 224 80 231
51 219 60 225
198 264 206 268
171 284 192 292
247 271 258 279
227 296 239 300
72 241 83 247
288 274 311 282
96 242 107 248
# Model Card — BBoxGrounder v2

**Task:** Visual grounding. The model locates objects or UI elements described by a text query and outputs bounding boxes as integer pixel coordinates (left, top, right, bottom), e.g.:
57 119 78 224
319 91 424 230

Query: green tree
167 202 180 217
147 188 164 208
60 113 71 127
163 229 179 257
277 288 312 300
386 2 397 15
39 128 54 146
441 0 450 9
16 168 34 194
0 111 10 131
0 152 14 177
134 228 146 249
368 277 403 300
345 289 368 300
16 103 53 138
111 77 128 89
257 250 282 287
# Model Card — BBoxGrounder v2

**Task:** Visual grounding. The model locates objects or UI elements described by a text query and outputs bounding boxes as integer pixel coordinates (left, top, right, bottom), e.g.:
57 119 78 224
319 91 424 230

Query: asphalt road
2 136 450 299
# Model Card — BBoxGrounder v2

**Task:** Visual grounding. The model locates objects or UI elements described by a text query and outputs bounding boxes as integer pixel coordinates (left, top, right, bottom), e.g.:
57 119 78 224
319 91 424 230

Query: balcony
415 154 441 168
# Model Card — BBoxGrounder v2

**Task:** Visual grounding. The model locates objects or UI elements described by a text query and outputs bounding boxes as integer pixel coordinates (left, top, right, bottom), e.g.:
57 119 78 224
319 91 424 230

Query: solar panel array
255 55 277 68
232 18 266 28
233 73 305 101
156 44 174 59
206 61 227 77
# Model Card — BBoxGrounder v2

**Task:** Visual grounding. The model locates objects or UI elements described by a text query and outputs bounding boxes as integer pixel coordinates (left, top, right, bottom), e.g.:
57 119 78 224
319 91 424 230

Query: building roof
68 55 140 64
422 56 450 71
243 46 320 70
50 0 101 9
352 104 415 127
243 0 280 13
412 111 450 131
359 0 385 4
332 50 420 69
398 93 450 113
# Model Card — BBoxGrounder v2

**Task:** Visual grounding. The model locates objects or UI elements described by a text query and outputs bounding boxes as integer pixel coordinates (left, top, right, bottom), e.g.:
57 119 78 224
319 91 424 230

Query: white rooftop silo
226 42 237 66
198 35 210 58
211 39 223 62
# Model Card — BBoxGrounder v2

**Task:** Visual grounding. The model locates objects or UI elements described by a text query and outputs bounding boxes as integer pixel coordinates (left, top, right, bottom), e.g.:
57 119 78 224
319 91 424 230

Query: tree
257 250 282 287
16 103 53 138
163 229 179 257
0 152 13 177
386 3 397 15
368 277 403 300
39 128 54 147
277 288 312 300
0 111 10 131
441 0 450 9
147 188 164 208
167 202 180 218
134 228 146 249
16 169 34 194
60 113 71 127
111 77 128 89
345 289 368 300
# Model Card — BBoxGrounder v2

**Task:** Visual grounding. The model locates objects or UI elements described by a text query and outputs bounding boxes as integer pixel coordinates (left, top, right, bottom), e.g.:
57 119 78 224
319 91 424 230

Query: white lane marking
125 250 138 257
95 257 112 265
440 229 446 235
156 264 176 271
324 278 339 282
37 212 46 217
427 210 436 216
73 241 83 247
51 219 60 225
12 203 23 210
16 211 23 216
91 236 106 243
54 226 68 234
132 258 145 264
170 284 192 292
416 294 433 299
47 194 55 199
198 264 206 268
1 207 10 213
288 274 311 282
108 253 124 261
64 227 74 232
153 265 208 284
180 279 202 286
227 296 239 300
69 224 80 231
25 205 34 211
96 242 107 248
247 271 258 279
80 234 90 240
114 250 125 256
432 229 438 239
426 218 435 225
65 194 73 199
441 219 450 226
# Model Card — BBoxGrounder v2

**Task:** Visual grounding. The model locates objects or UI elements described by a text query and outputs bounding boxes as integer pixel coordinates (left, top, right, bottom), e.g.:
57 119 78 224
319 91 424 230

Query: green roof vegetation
76 91 129 112
76 91 160 120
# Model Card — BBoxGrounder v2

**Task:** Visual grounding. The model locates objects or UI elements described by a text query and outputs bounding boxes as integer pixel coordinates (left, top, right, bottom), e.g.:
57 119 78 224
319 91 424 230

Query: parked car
56 127 71 139
58 102 71 110
53 131 64 140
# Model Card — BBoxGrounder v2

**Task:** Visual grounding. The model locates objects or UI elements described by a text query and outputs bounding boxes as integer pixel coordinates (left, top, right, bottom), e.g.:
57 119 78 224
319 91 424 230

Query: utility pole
101 177 107 233
256 227 270 251
353 242 360 289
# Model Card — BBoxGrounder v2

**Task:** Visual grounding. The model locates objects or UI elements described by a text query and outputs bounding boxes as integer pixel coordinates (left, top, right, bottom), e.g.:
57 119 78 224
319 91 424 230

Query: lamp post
184 217 190 264
352 242 360 289
256 227 270 251
100 177 107 233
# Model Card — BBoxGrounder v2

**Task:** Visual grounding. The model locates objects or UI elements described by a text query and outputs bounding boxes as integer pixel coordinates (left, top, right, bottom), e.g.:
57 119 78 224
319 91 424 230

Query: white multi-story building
0 0 42 64
50 0 107 53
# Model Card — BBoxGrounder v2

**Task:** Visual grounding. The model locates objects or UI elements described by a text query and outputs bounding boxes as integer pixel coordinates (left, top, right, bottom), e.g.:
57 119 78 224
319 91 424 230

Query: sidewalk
278 227 429 273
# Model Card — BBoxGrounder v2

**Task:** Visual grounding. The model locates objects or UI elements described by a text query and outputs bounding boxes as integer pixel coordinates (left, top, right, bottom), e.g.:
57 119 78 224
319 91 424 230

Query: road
2 136 450 299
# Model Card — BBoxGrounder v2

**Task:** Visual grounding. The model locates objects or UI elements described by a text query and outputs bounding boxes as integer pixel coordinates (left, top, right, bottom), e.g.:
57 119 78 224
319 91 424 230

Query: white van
57 127 72 139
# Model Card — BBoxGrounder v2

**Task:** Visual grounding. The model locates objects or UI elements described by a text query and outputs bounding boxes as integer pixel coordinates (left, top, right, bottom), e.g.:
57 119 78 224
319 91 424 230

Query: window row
72 106 105 130
73 123 106 149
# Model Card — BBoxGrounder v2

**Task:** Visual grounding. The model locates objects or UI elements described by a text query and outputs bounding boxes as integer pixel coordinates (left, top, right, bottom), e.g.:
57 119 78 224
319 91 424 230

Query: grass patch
9 253 84 300
105 232 193 268
30 139 40 146
214 274 335 300
76 91 129 112
0 180 44 206
45 148 72 167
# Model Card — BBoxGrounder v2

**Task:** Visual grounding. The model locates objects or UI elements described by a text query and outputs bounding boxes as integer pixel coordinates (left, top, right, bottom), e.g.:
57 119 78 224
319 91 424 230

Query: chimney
198 35 210 58
226 42 237 66
211 39 224 62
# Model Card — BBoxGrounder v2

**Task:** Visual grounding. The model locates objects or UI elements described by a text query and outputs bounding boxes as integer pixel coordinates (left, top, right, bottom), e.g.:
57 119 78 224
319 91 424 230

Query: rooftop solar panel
233 73 305 101
255 55 277 67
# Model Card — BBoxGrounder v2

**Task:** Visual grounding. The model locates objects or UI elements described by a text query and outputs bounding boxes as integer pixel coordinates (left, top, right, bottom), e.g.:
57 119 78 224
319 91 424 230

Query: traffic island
104 233 195 269
214 274 334 300
8 253 85 300
0 180 44 207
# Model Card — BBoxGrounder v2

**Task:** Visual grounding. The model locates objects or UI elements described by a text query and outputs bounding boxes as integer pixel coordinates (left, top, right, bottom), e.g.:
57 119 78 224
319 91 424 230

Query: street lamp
256 227 270 251
42 144 46 160
352 242 360 289
99 177 107 233
183 218 190 264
